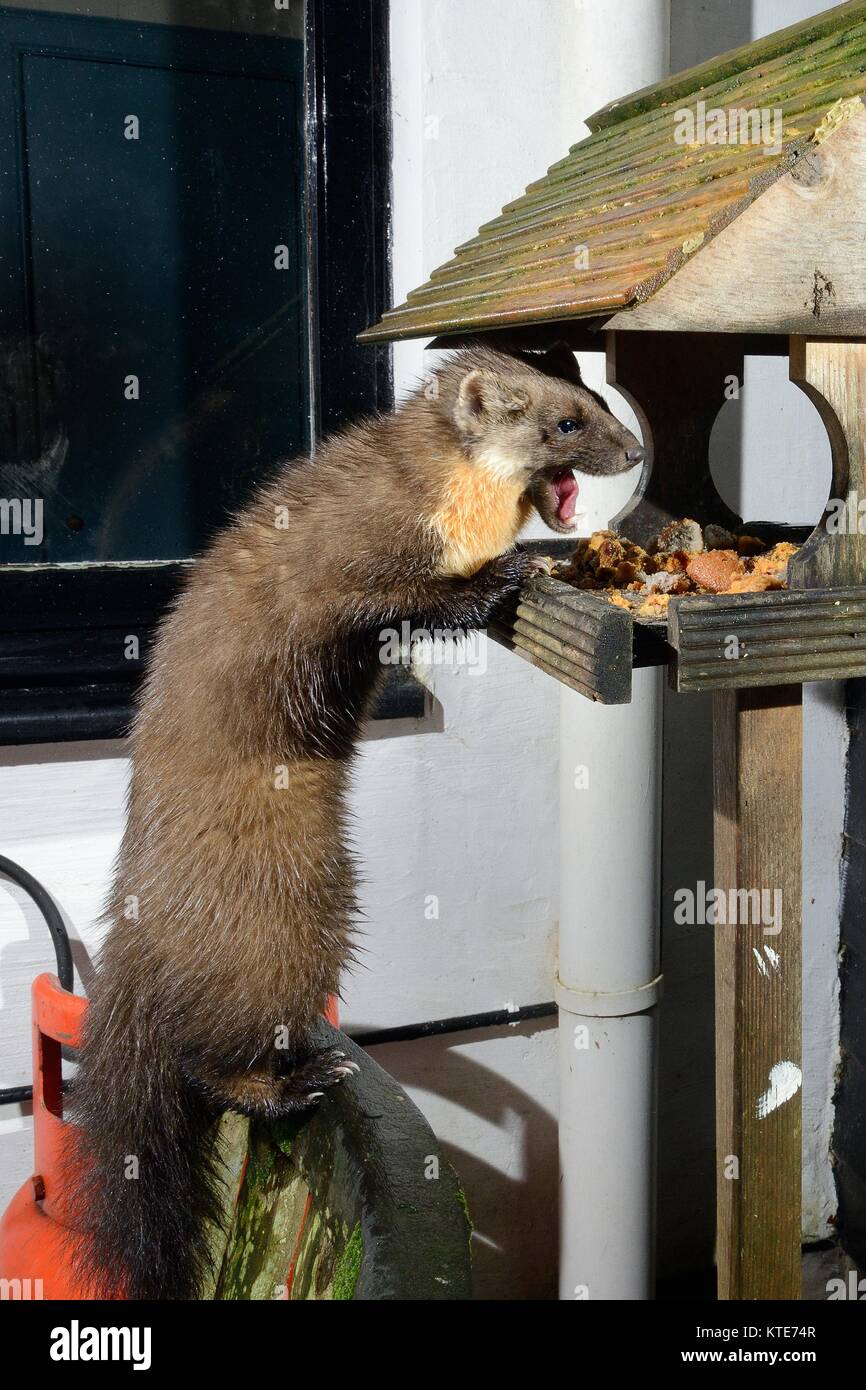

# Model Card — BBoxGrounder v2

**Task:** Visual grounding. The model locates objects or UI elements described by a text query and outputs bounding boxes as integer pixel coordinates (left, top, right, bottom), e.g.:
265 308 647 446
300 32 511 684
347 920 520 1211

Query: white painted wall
0 0 847 1293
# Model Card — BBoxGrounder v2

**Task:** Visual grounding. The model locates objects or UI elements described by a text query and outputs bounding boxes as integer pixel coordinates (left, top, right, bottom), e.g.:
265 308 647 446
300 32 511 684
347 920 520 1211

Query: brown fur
65 345 642 1299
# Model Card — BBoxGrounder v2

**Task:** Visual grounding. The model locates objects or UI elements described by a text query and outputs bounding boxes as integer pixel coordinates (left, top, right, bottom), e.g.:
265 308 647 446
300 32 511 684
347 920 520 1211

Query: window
0 0 405 739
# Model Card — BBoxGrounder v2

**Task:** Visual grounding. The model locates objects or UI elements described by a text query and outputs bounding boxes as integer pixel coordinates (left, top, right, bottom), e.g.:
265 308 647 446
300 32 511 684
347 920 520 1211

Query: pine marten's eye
557 417 582 435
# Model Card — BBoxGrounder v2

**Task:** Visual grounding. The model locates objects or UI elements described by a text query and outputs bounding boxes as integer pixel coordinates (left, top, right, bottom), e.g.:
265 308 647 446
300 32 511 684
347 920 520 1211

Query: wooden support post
713 687 802 1300
789 336 866 588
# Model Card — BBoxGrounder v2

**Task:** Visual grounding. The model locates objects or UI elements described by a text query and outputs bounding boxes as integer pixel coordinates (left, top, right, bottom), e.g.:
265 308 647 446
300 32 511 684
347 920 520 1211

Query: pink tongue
555 473 579 521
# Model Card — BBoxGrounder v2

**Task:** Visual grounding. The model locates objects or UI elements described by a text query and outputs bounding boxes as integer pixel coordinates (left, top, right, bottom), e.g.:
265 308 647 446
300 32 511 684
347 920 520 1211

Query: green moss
456 1186 473 1237
332 1223 363 1301
269 1112 308 1159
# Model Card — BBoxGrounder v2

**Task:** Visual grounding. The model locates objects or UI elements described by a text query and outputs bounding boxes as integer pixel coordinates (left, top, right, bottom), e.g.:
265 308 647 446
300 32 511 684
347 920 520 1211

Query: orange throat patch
430 458 532 577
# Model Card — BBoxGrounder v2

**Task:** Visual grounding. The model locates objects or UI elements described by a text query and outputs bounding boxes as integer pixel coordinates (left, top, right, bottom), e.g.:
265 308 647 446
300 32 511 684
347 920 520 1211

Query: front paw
482 548 537 593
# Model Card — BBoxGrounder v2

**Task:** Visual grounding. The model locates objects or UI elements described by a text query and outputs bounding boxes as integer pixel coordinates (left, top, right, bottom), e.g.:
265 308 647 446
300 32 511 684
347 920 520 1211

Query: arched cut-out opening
708 355 832 527
573 355 646 535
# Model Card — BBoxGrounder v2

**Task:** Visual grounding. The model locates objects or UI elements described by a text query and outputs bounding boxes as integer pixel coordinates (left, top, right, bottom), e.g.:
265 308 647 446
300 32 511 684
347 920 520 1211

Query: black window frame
0 0 410 744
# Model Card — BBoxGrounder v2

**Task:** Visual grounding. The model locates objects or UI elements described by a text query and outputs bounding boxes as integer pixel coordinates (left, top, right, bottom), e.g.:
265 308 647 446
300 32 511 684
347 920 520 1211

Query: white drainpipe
558 668 663 1299
557 0 669 1302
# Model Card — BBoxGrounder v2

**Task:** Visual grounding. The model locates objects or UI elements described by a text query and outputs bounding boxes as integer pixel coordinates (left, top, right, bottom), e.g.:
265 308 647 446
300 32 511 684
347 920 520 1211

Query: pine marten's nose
626 446 646 466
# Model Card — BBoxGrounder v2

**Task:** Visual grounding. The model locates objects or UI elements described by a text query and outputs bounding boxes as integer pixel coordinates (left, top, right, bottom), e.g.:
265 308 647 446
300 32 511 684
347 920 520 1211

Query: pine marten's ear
454 369 530 436
542 341 582 384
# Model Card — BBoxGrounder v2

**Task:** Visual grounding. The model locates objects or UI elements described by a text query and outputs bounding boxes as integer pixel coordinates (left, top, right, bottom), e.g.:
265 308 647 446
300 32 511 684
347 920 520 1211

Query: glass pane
0 4 308 564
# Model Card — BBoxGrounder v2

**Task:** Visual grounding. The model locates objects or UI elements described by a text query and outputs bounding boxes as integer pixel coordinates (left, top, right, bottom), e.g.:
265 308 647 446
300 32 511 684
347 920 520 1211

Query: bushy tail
64 997 224 1301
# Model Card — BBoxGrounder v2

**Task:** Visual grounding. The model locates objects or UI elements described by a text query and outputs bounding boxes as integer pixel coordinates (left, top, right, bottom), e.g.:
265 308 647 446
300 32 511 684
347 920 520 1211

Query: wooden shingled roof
359 0 866 343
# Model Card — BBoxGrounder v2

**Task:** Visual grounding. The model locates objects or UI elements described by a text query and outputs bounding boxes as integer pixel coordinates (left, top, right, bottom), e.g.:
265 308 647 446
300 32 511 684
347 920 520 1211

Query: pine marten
66 344 643 1299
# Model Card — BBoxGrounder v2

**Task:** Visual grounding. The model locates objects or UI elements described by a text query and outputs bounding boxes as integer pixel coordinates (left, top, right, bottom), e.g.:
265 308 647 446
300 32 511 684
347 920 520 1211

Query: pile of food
548 518 798 619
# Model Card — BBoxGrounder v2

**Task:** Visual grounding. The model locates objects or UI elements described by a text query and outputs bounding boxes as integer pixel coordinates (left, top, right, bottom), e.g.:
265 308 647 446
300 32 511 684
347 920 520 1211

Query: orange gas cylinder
0 976 341 1300
0 973 118 1300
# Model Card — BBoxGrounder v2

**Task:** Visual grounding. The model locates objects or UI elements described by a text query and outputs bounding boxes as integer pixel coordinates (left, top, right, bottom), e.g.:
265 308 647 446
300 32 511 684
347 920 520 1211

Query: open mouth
549 468 579 524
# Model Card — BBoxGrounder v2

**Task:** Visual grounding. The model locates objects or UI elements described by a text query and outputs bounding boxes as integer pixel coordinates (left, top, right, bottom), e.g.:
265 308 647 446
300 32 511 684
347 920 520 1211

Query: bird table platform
360 1 866 1300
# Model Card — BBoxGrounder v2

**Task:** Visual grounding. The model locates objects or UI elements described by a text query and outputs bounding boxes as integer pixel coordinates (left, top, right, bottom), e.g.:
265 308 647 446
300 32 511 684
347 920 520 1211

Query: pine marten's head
444 343 645 535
